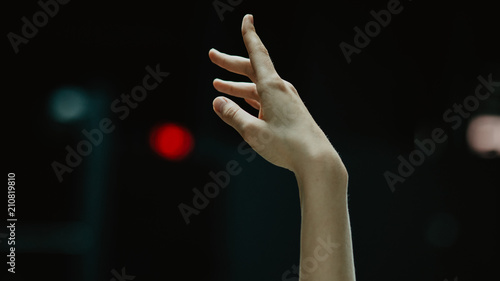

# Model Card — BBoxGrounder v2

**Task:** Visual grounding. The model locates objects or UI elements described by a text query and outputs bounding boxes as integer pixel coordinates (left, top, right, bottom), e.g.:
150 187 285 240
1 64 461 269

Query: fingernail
209 48 218 56
213 78 222 86
213 97 227 113
249 14 254 24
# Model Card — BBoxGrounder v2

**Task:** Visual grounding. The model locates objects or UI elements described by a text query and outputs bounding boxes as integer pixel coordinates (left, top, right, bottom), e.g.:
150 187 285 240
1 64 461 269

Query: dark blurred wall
3 0 498 281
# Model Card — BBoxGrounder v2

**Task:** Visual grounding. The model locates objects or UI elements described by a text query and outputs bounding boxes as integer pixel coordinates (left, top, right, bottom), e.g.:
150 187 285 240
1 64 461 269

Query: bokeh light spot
467 115 500 158
50 87 88 123
150 123 194 160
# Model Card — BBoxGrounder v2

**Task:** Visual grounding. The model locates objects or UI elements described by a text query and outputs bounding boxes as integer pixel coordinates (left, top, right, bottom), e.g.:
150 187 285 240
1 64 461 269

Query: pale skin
209 14 355 281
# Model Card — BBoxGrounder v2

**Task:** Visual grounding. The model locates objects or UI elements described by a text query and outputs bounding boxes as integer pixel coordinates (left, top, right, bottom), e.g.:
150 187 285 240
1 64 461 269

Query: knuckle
284 80 298 94
260 75 285 90
250 86 259 98
222 103 240 120
227 83 235 94
258 45 270 57
248 44 269 57
248 40 269 56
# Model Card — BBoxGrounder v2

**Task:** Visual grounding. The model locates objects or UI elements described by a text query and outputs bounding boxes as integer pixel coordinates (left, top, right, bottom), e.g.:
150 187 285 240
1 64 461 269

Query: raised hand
209 14 343 175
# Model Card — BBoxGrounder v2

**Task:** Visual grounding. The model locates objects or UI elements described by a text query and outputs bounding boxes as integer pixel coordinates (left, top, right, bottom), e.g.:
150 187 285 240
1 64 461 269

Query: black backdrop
3 0 499 280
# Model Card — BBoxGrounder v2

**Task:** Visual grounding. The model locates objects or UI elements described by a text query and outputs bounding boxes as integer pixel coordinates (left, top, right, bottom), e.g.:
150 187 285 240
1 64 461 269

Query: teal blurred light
49 86 88 123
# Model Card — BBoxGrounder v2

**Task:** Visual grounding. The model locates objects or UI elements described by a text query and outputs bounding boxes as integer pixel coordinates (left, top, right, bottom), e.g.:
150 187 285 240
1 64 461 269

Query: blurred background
3 0 499 280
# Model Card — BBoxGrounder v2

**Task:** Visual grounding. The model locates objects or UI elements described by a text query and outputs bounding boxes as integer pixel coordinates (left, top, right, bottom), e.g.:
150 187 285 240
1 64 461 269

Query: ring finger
213 79 260 101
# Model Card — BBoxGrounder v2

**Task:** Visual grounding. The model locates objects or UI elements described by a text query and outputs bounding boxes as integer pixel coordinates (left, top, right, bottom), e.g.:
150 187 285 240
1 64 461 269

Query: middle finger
209 49 256 81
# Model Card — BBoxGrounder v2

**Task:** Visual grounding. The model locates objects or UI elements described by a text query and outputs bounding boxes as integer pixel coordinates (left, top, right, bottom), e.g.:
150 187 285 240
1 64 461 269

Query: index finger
241 14 279 82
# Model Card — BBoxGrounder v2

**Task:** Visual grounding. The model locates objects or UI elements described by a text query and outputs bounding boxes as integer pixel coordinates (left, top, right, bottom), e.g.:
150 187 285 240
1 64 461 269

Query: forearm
295 150 355 281
208 13 355 280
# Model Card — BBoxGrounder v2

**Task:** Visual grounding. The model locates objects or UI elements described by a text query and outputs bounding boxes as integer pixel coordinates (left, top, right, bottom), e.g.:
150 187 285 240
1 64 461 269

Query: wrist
293 147 349 197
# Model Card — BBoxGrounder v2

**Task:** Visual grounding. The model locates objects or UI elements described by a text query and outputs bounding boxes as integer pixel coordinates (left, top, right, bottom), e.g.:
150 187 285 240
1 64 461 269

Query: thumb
213 96 261 136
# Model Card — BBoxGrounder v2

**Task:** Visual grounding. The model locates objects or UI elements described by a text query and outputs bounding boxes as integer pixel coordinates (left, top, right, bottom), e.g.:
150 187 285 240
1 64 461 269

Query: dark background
3 0 499 280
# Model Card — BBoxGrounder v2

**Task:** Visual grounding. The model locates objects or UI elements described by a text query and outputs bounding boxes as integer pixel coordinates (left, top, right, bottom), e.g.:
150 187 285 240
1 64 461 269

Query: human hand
209 14 344 175
209 16 354 281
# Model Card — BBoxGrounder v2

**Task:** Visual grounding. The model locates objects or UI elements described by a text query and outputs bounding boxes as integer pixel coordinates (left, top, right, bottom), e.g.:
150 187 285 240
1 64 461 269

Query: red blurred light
150 123 194 160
